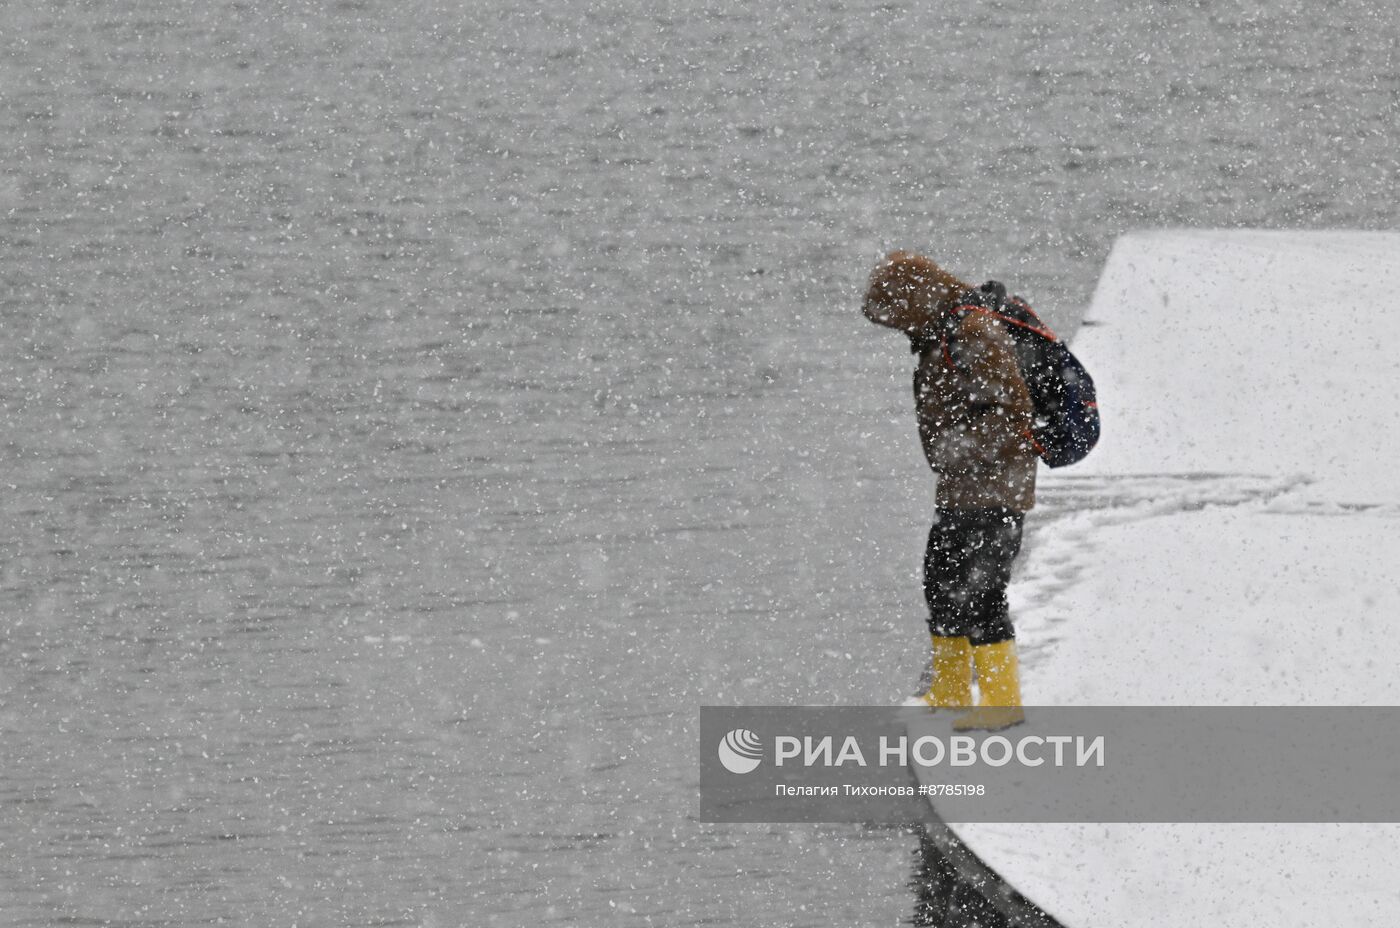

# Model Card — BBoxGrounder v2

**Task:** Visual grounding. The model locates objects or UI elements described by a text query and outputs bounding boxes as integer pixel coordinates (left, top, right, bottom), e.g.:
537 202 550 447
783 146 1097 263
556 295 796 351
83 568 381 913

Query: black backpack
950 281 1100 468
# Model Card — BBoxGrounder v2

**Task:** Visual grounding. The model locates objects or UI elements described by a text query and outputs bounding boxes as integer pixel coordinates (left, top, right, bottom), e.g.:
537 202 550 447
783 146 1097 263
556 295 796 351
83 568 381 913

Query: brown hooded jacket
862 251 1037 512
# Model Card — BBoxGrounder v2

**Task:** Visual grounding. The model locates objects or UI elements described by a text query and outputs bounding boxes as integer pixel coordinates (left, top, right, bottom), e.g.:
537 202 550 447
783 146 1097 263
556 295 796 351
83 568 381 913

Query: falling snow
2 1 1398 926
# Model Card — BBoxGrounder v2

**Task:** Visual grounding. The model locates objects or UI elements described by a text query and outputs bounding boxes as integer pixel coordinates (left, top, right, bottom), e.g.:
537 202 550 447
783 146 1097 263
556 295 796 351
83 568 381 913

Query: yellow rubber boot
953 640 1026 731
921 635 973 709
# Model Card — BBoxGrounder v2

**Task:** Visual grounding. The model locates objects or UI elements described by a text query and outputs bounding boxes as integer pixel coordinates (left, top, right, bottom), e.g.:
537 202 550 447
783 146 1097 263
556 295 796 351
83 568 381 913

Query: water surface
2 1 1396 924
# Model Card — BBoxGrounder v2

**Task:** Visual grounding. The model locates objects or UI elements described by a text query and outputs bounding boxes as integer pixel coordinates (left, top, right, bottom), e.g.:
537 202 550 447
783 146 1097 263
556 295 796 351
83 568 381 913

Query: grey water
1 1 1396 925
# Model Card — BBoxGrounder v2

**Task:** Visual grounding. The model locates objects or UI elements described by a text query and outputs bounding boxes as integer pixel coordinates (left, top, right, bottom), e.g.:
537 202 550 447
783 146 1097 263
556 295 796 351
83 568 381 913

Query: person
861 251 1036 731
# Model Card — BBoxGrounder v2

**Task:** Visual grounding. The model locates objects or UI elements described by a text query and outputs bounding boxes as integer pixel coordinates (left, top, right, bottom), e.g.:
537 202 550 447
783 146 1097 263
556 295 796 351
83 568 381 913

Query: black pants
923 508 1024 646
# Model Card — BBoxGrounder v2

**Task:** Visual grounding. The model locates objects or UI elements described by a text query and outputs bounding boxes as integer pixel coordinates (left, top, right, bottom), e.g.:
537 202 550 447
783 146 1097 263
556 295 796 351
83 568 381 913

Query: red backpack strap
953 300 1059 342
1005 296 1059 341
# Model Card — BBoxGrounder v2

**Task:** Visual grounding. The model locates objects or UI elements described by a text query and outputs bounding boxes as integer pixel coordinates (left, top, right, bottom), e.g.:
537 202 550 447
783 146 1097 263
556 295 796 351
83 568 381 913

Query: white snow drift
949 230 1400 927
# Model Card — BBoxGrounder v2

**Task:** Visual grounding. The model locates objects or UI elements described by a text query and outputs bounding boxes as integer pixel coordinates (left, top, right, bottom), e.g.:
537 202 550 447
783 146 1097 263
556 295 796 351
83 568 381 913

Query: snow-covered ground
952 231 1400 926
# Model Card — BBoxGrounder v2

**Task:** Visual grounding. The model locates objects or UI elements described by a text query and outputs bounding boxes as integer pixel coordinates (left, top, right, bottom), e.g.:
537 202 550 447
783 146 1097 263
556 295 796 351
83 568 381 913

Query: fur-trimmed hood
861 250 970 336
